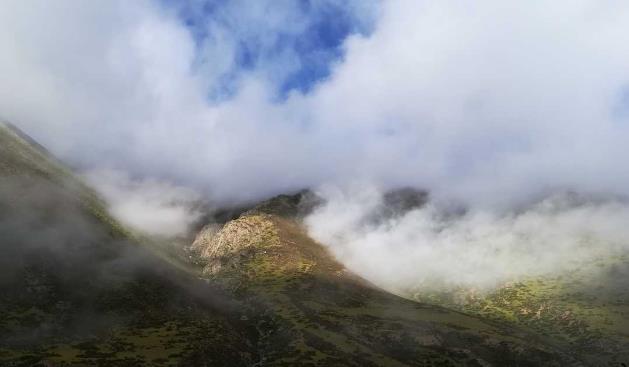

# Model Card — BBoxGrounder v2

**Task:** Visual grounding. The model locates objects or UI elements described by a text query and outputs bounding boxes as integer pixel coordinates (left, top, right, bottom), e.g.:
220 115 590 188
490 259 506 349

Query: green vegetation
408 256 629 366
0 122 256 366
0 122 130 239
189 215 576 366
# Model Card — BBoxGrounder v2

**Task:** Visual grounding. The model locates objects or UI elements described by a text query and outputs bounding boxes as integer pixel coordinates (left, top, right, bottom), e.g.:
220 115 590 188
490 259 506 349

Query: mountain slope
408 256 629 366
189 207 578 366
1 121 580 366
0 122 257 366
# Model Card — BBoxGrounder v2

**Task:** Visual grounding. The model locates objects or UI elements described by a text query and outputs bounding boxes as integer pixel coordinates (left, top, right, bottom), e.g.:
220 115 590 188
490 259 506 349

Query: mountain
0 121 588 366
408 256 629 366
188 210 578 366
0 122 256 366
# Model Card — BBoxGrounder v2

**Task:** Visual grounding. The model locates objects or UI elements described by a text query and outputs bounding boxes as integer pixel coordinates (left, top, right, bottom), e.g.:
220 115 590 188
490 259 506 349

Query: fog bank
306 186 629 291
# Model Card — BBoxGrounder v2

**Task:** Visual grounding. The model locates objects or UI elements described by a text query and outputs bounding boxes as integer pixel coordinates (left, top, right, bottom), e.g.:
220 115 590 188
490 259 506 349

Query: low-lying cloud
0 175 237 346
306 186 629 291
84 169 203 237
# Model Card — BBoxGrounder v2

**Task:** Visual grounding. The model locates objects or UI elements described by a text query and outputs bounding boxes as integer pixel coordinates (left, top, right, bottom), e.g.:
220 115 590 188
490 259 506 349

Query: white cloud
306 186 629 291
303 0 629 207
84 169 202 237
2 1 629 207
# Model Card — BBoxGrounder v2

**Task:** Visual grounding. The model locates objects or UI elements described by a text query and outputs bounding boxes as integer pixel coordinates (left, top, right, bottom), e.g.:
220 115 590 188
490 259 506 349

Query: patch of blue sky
612 85 629 123
280 2 355 95
158 0 378 101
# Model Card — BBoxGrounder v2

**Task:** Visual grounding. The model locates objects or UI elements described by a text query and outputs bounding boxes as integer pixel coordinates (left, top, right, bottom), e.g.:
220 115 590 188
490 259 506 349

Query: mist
0 175 237 346
306 186 629 292
83 169 203 237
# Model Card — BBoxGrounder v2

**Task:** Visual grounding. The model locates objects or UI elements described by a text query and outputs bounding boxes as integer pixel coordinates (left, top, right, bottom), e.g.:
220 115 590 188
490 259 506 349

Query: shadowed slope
0 122 258 366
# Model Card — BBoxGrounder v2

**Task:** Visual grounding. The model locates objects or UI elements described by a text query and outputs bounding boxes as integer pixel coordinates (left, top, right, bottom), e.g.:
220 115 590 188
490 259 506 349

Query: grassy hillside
0 122 257 366
409 256 629 366
0 122 129 239
0 121 585 366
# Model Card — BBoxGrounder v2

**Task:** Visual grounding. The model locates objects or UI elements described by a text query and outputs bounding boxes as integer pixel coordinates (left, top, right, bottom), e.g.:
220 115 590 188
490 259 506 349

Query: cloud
83 169 203 237
2 1 629 208
304 1 629 207
170 0 380 96
306 186 629 291
2 0 629 289
0 175 235 345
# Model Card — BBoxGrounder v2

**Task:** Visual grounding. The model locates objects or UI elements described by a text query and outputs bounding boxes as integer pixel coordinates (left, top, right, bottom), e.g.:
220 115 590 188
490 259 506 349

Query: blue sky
160 0 378 99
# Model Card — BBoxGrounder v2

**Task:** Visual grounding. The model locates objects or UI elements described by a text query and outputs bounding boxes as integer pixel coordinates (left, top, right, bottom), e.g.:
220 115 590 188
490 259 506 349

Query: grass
0 122 256 366
192 215 577 366
408 255 629 365
0 122 130 239
2 321 231 366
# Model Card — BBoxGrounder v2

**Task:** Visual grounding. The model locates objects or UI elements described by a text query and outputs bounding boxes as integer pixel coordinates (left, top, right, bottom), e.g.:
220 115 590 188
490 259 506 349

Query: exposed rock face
191 214 280 275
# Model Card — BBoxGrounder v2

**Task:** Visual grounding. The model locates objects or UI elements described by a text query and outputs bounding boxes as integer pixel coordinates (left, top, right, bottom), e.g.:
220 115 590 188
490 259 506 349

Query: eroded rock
191 215 279 275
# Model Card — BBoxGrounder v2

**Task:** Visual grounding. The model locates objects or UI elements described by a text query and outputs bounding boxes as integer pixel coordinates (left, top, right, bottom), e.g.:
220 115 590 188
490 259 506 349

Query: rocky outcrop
191 214 280 275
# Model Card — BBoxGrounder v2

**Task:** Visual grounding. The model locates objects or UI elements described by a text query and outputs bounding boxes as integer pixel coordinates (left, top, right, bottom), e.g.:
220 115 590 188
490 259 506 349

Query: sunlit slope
191 201 579 366
409 256 629 366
